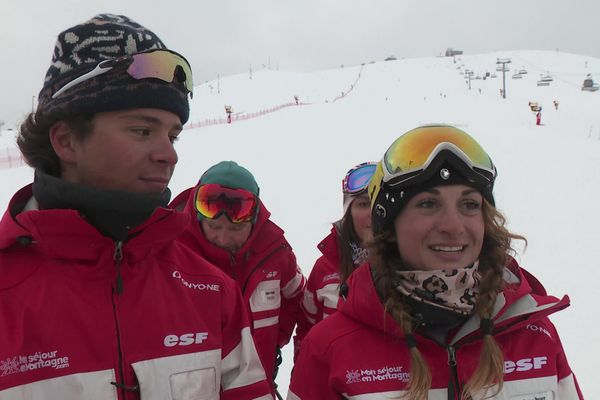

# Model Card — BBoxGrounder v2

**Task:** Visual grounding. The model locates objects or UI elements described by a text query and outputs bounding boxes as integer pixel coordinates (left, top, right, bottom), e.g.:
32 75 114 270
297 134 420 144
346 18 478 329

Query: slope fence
184 101 309 130
331 65 364 103
185 65 365 130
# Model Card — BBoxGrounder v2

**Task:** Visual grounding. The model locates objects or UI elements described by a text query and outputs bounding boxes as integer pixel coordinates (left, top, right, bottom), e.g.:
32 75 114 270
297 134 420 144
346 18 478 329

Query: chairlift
512 73 523 79
582 74 599 91
537 74 553 86
519 69 528 74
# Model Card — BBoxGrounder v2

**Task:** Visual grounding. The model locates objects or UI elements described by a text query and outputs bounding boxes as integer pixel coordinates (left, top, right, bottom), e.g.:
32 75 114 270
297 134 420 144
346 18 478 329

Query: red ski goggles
195 184 258 223
52 49 193 99
342 162 377 195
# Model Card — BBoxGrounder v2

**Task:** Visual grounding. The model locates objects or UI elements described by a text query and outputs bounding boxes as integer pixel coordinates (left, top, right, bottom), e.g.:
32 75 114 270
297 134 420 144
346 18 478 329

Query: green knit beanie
199 161 260 196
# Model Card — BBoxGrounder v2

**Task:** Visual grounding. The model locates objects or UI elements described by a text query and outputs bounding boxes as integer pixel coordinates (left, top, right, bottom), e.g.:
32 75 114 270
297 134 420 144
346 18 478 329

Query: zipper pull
447 345 457 367
447 345 460 399
114 241 124 295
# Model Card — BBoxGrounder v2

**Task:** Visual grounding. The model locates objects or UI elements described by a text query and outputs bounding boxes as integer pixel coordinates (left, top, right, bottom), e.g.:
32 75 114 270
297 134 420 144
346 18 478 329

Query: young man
0 14 271 399
171 161 307 397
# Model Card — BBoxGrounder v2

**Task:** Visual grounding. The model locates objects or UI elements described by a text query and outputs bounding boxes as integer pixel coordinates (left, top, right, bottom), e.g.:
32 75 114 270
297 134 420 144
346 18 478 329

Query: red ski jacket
300 227 341 333
171 188 306 392
0 184 272 400
288 260 583 400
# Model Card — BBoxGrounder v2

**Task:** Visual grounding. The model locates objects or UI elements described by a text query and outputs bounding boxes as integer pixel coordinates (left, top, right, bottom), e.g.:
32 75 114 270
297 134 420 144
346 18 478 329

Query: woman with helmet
288 125 582 399
298 162 377 334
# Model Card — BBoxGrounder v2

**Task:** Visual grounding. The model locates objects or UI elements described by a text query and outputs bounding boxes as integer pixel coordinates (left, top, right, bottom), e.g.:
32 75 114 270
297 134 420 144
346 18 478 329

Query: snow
2 49 599 397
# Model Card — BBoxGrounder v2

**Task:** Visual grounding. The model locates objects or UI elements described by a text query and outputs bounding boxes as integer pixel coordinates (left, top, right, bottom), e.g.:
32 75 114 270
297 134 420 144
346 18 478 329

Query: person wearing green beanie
200 160 260 196
171 161 309 398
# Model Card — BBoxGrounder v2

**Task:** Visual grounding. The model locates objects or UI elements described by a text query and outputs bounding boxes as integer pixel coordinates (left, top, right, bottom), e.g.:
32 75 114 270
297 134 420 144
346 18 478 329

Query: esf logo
164 332 209 347
504 356 548 374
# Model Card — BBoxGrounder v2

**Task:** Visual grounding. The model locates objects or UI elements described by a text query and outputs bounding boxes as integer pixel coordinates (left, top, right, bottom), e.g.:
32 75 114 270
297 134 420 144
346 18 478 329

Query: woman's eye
356 200 370 208
462 200 481 210
417 199 437 209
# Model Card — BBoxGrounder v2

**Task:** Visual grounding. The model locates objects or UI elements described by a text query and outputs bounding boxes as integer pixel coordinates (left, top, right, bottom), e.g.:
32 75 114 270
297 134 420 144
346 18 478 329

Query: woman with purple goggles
297 162 377 338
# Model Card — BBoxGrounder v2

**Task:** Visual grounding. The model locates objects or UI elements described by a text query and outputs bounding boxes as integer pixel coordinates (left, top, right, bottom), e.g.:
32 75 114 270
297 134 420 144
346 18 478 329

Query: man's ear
49 121 78 163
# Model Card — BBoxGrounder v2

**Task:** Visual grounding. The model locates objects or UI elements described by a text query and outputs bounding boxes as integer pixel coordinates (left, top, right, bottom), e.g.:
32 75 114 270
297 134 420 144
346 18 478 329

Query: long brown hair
369 200 526 399
337 209 361 285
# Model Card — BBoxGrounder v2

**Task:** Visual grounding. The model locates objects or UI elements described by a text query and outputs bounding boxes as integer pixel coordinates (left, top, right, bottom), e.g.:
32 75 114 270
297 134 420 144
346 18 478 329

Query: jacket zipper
110 241 139 398
114 241 124 295
230 252 237 279
112 241 126 398
415 327 463 400
447 345 461 399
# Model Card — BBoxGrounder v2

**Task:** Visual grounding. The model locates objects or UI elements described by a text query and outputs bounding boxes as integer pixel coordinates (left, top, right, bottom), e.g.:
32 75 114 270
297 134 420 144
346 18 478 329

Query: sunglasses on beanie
52 49 193 99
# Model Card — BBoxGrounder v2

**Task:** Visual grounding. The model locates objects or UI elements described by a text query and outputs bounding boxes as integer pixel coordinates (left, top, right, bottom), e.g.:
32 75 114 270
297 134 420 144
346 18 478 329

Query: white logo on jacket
164 332 209 347
0 350 70 376
322 272 339 283
346 370 361 384
504 356 548 373
171 271 220 292
265 271 278 278
345 365 410 384
526 323 553 339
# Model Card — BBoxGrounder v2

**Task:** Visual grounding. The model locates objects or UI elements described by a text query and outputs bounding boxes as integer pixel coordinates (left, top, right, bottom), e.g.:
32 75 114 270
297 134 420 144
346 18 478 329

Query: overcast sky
2 0 599 128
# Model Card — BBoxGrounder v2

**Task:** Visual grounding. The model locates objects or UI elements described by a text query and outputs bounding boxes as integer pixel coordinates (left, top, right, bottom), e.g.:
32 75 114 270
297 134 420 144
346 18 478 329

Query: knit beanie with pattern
36 14 190 123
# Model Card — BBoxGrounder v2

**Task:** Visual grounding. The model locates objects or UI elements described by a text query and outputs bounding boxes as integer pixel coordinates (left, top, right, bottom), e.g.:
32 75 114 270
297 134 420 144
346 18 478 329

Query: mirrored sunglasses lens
196 185 255 222
195 196 218 219
347 164 377 192
229 199 256 223
128 51 193 92
384 126 493 175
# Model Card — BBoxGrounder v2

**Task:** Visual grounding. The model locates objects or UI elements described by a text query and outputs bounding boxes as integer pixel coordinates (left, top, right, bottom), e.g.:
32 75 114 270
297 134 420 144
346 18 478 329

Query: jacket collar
340 259 570 343
32 169 171 241
0 183 190 263
317 224 340 265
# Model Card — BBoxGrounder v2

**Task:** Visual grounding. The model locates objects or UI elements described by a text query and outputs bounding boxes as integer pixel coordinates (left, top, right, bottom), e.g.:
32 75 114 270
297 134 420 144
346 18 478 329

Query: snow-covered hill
2 50 599 397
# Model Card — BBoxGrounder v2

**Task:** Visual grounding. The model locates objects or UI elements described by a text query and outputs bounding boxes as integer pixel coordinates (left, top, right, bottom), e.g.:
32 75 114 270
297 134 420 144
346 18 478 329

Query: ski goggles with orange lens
195 184 258 223
342 162 377 195
52 49 193 99
381 125 496 188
